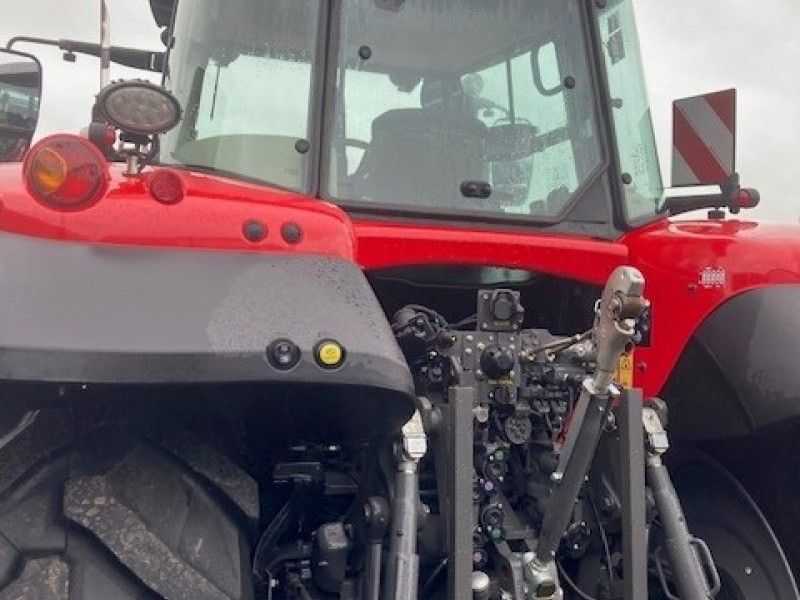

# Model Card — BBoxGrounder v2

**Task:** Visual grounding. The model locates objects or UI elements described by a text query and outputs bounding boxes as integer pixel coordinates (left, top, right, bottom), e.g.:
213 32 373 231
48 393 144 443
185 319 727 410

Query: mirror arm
6 36 60 51
6 36 164 72
59 40 165 72
659 192 728 217
660 173 760 217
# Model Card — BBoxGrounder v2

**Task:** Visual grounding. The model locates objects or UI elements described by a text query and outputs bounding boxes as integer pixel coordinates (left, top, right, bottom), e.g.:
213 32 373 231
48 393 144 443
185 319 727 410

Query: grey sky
1 0 798 222
635 1 800 223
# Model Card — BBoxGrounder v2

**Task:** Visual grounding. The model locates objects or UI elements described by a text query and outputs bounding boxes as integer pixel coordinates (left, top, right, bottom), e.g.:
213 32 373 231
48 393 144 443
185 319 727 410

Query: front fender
624 218 800 398
662 286 800 439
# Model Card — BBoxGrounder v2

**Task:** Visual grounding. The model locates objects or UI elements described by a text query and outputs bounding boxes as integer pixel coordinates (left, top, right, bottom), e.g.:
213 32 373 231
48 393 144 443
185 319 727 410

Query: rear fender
0 232 415 441
662 286 800 440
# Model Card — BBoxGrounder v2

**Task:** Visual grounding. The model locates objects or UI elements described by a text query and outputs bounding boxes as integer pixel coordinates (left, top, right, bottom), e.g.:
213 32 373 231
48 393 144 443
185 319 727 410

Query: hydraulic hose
647 459 716 600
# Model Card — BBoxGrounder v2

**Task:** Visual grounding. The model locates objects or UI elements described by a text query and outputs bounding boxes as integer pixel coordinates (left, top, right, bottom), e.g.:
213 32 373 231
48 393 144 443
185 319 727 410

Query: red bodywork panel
0 164 356 260
622 219 800 394
355 221 627 285
355 219 800 395
2 162 800 397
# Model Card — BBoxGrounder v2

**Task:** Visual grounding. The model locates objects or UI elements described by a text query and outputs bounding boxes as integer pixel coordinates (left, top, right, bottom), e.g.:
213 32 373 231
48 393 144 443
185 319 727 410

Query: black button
281 222 304 245
492 294 514 321
267 339 301 370
243 220 267 243
295 139 310 154
480 345 514 379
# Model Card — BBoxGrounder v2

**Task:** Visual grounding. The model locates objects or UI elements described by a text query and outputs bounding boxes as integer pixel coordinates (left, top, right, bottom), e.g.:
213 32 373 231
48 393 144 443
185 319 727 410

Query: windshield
161 0 321 192
328 0 602 217
162 0 603 219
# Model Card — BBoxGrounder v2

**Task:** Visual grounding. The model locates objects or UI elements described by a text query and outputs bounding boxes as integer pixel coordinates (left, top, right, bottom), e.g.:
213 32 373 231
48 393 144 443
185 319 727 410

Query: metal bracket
592 266 649 392
440 386 475 600
523 555 564 600
401 409 427 462
618 389 648 600
643 407 669 461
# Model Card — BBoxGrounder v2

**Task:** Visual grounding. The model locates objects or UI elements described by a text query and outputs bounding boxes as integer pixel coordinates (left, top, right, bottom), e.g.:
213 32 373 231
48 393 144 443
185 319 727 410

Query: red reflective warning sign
672 89 736 187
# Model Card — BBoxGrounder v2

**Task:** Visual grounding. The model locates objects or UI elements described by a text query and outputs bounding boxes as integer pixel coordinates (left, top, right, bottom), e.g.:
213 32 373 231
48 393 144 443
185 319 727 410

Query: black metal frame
617 388 648 599
436 386 475 600
585 0 670 231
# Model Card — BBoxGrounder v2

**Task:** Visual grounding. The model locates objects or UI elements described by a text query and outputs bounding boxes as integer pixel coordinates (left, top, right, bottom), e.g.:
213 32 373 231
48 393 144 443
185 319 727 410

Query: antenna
100 0 111 88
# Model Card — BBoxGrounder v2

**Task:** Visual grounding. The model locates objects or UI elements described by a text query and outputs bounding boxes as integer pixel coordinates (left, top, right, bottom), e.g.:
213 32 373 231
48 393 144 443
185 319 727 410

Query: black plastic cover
0 232 414 439
664 285 800 439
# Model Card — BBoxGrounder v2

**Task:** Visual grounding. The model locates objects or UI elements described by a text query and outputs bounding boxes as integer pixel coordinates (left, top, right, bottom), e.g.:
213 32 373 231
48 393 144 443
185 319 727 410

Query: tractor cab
159 0 663 232
0 0 756 231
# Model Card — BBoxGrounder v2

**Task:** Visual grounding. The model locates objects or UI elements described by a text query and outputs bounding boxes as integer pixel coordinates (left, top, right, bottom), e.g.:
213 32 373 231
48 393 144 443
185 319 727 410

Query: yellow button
317 341 344 367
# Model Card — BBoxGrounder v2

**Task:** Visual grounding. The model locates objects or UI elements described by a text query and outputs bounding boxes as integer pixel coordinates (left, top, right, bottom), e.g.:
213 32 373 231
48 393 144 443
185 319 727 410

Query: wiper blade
169 163 300 195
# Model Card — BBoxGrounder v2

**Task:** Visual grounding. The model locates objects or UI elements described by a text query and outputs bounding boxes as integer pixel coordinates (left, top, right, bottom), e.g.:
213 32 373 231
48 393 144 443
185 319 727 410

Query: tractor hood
0 163 416 441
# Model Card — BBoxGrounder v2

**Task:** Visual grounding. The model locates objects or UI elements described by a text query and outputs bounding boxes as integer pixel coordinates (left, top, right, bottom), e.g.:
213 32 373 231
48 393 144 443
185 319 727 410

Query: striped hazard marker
672 89 736 187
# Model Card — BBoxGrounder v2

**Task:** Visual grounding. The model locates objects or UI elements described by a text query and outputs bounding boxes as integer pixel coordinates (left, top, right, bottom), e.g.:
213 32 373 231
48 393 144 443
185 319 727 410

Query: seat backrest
353 108 487 208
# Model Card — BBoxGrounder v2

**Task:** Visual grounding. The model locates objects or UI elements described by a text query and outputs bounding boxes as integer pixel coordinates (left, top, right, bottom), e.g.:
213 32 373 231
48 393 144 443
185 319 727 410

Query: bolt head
243 220 267 242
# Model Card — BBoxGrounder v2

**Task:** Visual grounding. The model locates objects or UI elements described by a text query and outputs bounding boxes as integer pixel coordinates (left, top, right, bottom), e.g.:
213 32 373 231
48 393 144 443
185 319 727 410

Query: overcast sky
1 0 798 222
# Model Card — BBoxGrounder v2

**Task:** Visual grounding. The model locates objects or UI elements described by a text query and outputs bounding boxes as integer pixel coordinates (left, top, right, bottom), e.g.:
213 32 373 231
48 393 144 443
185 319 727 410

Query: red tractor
0 1 798 599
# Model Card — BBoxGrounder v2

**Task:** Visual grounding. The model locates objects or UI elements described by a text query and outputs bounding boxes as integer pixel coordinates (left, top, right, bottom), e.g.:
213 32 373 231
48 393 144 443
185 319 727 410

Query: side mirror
0 49 42 163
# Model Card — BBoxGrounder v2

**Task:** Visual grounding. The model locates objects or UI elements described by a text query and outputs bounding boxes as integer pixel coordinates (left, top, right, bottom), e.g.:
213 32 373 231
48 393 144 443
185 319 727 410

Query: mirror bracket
659 173 761 218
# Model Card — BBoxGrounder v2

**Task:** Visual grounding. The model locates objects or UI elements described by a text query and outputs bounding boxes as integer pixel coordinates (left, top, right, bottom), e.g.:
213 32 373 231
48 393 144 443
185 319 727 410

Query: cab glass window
327 0 603 219
596 0 664 221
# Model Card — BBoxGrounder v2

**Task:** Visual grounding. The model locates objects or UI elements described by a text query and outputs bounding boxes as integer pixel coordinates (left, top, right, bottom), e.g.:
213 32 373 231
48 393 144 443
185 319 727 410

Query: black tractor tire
672 458 799 600
0 410 258 600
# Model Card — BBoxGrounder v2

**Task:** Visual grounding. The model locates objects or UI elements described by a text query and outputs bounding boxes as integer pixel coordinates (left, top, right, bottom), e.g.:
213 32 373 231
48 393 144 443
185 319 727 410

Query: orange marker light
23 134 110 211
29 146 68 194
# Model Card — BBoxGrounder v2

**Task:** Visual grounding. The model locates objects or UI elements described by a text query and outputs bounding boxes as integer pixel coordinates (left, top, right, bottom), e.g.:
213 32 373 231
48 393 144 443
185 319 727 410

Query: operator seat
351 78 487 209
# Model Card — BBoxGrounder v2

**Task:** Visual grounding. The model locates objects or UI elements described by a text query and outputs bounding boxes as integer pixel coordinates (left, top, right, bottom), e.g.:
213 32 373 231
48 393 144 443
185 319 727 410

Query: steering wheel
345 138 370 151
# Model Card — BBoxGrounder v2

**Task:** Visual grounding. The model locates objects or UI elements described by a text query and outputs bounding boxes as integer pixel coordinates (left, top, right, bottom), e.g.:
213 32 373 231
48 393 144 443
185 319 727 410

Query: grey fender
0 232 415 440
662 285 800 440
